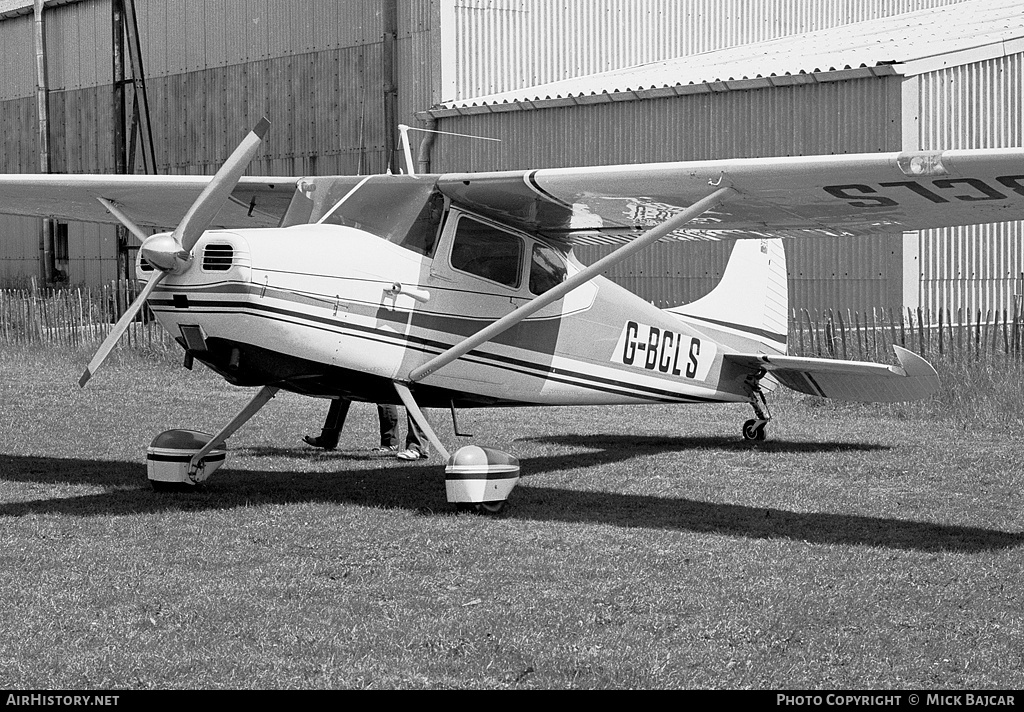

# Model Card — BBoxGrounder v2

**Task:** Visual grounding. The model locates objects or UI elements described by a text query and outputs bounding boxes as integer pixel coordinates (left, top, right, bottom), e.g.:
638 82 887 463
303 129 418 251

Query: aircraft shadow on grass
517 433 890 455
241 432 887 462
0 432 1018 553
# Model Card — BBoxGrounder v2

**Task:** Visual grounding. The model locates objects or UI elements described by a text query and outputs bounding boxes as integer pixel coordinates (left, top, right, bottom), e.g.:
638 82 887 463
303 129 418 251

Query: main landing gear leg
187 385 280 482
147 385 280 492
742 371 771 442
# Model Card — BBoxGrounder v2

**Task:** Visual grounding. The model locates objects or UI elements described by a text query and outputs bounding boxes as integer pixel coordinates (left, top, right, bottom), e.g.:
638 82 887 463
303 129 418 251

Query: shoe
371 445 398 455
396 448 427 461
303 435 336 451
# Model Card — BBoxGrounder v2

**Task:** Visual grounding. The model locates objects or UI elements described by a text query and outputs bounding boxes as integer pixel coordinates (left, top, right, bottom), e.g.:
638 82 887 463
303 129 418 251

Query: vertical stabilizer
665 239 788 355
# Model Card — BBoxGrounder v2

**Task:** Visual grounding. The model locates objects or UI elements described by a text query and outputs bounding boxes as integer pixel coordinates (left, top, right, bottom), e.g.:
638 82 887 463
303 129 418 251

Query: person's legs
304 398 350 450
396 411 429 460
374 404 400 452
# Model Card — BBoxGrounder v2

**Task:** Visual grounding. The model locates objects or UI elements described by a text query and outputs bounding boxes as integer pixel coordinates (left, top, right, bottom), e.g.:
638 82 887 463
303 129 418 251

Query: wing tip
891 345 941 400
892 345 938 378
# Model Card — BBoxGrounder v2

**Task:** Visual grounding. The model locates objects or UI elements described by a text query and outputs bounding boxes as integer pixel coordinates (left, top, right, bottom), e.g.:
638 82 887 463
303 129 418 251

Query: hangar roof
0 0 82 20
423 0 1024 118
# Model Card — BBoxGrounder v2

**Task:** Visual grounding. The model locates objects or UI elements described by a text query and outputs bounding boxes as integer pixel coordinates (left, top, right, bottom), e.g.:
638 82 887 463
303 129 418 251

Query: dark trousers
377 404 400 448
315 398 351 449
317 400 421 450
377 403 427 453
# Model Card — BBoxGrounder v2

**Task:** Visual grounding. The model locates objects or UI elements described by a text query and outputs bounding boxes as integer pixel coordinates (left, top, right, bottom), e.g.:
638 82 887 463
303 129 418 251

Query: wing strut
393 382 451 461
407 185 737 382
97 197 149 242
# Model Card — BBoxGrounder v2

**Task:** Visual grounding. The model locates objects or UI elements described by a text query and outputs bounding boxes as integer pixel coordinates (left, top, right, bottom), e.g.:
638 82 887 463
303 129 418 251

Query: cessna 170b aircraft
1 119 1023 511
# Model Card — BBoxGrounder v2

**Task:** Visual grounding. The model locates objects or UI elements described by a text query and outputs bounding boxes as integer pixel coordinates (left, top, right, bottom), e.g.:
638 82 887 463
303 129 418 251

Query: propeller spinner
80 118 271 387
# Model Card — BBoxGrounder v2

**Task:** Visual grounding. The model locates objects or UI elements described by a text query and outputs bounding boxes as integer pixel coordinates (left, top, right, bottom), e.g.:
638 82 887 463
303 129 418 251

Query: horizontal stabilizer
724 346 939 402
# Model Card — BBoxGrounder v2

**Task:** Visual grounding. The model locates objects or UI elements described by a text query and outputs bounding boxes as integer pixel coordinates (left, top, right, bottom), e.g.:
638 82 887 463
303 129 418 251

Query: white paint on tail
664 238 788 355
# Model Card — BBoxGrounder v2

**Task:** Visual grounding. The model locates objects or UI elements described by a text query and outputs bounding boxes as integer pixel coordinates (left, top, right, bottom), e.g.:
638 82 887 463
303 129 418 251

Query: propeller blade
173 117 270 254
79 272 166 388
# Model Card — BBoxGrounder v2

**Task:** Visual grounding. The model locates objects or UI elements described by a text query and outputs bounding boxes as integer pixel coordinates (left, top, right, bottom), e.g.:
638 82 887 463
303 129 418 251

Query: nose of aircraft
80 118 271 387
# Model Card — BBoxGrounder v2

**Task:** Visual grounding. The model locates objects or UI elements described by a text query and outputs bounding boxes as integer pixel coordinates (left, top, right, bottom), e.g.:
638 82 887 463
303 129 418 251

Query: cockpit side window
450 217 523 288
400 191 445 257
529 243 567 295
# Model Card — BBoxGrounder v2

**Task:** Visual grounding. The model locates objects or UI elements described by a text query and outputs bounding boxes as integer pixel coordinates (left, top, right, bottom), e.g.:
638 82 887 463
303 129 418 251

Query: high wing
0 174 300 231
436 148 1024 245
724 346 940 403
2 147 1021 240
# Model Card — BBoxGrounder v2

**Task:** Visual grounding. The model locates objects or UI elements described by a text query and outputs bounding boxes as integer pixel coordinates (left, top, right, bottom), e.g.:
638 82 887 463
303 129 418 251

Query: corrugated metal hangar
0 0 1021 318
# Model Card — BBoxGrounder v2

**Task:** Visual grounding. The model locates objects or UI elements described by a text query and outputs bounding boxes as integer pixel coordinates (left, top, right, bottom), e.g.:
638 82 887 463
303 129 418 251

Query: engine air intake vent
202 243 234 271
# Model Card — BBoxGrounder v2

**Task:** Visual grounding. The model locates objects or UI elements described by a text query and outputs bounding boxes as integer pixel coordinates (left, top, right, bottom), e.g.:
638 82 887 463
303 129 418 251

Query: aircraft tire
455 500 507 515
150 480 199 493
742 419 767 442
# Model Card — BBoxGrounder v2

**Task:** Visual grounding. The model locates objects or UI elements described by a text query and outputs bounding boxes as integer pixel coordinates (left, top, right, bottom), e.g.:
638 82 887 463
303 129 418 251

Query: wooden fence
0 280 176 350
789 303 1024 363
2 281 1023 365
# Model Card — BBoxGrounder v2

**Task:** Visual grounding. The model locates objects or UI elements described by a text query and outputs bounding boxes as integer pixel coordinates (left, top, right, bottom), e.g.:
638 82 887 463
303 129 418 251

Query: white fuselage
142 219 750 407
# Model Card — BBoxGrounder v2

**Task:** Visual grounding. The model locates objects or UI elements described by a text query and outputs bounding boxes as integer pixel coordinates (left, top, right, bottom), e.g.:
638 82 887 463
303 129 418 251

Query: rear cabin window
529 243 567 295
450 217 523 288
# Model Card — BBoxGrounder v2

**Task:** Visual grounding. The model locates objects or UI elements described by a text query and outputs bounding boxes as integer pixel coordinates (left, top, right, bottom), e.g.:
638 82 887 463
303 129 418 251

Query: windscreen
316 175 443 256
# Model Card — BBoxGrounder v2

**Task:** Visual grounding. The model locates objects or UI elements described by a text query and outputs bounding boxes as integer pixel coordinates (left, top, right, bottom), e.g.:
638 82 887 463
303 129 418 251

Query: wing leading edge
437 148 1024 245
2 146 1021 244
0 174 300 231
724 346 940 403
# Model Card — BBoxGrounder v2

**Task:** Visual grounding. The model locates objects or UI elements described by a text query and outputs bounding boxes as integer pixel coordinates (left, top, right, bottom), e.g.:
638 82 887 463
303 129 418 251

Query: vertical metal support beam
112 0 130 285
33 0 52 284
113 0 127 175
901 75 921 312
382 0 399 173
123 0 157 175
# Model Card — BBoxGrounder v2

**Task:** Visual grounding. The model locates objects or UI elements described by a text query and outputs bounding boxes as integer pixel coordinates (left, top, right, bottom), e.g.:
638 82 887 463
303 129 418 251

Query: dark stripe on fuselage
150 294 721 404
672 311 787 345
158 280 569 345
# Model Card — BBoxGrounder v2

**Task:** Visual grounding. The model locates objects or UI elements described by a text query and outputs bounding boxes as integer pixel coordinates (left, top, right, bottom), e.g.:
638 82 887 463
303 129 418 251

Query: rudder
664 238 788 355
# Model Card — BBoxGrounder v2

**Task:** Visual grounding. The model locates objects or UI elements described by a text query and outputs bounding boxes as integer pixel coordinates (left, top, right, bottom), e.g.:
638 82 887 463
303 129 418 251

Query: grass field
0 346 1021 689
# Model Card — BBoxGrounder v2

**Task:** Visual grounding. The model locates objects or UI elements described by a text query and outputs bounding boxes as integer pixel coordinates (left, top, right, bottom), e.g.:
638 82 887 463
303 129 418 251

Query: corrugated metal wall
914 52 1024 316
0 215 38 283
43 0 112 94
447 0 972 100
137 0 382 77
0 0 440 285
144 49 390 176
430 76 905 313
0 11 34 101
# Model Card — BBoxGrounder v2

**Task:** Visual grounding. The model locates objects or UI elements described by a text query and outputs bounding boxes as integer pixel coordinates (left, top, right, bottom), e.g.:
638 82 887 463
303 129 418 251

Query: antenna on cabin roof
397 124 502 177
